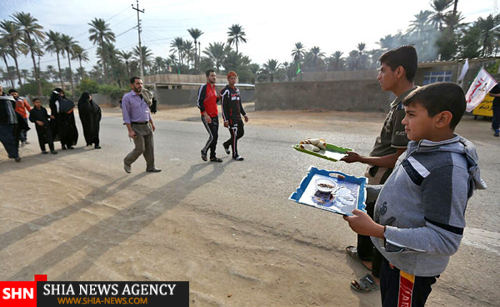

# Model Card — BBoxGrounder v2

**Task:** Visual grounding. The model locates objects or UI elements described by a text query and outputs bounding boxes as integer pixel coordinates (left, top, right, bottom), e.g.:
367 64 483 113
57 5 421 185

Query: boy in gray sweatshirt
344 82 487 307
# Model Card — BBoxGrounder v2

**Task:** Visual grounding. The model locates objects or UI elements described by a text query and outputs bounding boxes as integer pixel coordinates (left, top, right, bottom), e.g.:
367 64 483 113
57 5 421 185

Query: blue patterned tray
289 166 367 216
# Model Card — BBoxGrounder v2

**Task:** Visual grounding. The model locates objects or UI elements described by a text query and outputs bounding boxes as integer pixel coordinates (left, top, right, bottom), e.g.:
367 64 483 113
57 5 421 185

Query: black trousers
35 124 54 152
492 106 500 131
201 116 219 158
356 200 382 278
224 120 244 158
380 258 437 307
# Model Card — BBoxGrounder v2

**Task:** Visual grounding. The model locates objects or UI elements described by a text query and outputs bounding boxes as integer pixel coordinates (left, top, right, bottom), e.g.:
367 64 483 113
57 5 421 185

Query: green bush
18 79 55 97
98 84 126 100
78 78 99 94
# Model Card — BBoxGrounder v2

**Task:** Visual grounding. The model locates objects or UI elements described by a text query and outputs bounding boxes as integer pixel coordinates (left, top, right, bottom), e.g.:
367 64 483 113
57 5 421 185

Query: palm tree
329 51 344 71
118 50 133 77
0 39 15 87
408 10 433 35
187 28 203 71
182 40 194 69
88 18 115 82
347 50 359 70
0 20 23 87
12 12 45 95
260 59 282 82
45 65 56 81
133 45 152 73
44 30 64 88
227 24 247 53
60 34 77 94
203 42 228 73
310 46 325 68
153 57 166 74
356 43 368 70
430 0 453 31
170 37 185 66
71 44 89 80
476 14 500 56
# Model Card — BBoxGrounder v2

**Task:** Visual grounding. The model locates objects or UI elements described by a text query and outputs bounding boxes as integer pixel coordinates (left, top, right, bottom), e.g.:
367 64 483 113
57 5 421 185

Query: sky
0 0 497 73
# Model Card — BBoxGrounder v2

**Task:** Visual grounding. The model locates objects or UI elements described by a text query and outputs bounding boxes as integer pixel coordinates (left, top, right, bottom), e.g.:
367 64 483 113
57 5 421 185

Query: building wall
143 74 206 84
155 87 255 106
257 58 499 111
255 80 393 112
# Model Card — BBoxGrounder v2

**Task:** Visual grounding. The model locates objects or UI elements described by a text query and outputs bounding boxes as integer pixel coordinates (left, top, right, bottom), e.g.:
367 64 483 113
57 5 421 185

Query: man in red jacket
197 69 222 162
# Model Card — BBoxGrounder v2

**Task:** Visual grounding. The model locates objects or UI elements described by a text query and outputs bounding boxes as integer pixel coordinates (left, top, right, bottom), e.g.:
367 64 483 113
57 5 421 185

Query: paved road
1 109 498 306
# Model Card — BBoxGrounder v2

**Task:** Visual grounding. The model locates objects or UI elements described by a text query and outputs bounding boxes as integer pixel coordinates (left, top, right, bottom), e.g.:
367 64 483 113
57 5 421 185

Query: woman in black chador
78 92 101 149
49 88 78 150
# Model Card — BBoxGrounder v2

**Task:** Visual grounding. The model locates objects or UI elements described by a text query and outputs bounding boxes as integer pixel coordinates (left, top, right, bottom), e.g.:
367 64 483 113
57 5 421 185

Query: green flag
296 62 301 74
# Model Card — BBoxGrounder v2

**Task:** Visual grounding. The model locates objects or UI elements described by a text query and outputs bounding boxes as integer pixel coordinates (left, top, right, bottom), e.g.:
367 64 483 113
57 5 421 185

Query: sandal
210 157 223 162
346 246 372 270
351 274 379 293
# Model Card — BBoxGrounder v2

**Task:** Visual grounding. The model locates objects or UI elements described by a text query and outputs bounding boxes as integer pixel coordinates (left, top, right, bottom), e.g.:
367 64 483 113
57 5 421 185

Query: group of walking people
119 70 249 175
0 85 102 161
198 70 248 163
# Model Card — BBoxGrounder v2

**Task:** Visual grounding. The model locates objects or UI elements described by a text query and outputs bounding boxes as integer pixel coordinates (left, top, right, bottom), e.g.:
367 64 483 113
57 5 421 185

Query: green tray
293 143 352 162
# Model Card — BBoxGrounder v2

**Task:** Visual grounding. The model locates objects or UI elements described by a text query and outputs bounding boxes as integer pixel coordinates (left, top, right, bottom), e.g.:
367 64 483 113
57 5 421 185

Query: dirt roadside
1 103 498 307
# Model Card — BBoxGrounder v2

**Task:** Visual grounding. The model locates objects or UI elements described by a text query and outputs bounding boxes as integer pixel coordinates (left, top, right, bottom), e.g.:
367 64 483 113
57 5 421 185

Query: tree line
0 0 499 98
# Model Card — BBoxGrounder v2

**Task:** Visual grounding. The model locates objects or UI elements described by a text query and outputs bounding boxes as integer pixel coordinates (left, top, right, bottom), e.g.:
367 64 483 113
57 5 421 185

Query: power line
131 0 145 78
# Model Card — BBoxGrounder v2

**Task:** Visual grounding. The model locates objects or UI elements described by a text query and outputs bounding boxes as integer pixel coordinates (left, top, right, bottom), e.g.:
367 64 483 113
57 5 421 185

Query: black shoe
124 163 131 173
233 155 244 161
201 150 207 161
15 157 21 162
223 143 230 155
68 146 74 150
95 145 101 149
146 168 162 173
62 145 67 150
51 151 58 155
42 151 48 154
210 157 223 162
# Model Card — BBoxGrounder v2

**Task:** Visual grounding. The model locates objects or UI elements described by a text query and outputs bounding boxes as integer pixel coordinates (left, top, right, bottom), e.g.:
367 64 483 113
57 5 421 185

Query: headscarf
78 92 91 105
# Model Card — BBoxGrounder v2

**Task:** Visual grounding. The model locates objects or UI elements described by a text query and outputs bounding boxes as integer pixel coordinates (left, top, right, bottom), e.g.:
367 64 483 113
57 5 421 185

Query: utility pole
132 0 145 78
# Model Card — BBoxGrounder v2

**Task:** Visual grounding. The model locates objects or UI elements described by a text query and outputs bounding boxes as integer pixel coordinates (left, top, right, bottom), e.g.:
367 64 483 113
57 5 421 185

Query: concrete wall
90 93 118 106
156 88 255 106
255 80 393 112
143 74 205 84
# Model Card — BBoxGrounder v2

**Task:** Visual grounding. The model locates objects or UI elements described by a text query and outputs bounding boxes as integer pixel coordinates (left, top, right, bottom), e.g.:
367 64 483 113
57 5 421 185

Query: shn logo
2 288 34 299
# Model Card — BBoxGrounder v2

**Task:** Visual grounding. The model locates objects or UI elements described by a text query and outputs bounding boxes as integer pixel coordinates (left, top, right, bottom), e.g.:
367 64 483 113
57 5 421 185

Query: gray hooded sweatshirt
371 135 487 277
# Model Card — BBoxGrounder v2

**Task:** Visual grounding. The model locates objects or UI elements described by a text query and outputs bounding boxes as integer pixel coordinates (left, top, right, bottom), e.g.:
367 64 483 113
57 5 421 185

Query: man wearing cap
221 71 248 161
197 69 222 162
122 76 161 173
9 88 32 146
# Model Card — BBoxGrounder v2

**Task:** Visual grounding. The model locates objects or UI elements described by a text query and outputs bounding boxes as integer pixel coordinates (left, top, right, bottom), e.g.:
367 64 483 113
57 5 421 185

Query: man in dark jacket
0 85 21 162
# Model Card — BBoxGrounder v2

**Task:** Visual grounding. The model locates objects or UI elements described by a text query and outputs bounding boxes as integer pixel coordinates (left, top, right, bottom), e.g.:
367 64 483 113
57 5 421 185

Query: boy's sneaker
42 150 48 154
233 155 244 161
223 143 230 155
15 157 21 162
494 130 499 137
51 151 58 155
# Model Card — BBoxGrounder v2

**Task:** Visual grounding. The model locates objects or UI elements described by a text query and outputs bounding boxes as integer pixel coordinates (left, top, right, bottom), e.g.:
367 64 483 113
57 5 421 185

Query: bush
78 78 99 94
98 84 126 100
18 79 55 97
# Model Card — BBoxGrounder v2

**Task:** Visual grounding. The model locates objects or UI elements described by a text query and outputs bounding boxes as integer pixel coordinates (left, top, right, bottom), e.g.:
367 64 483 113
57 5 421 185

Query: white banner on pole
458 59 469 82
465 68 497 112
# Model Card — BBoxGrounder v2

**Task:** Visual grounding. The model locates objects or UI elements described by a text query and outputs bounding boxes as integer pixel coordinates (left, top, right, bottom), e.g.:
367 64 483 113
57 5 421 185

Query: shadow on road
7 161 229 281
